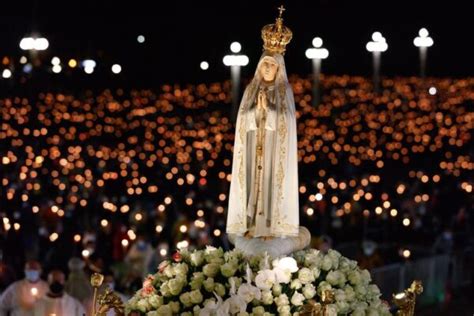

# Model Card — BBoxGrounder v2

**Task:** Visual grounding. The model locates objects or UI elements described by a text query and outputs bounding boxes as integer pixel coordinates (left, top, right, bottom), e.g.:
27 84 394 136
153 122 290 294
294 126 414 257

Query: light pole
223 42 249 123
305 37 329 106
366 32 388 94
413 28 433 79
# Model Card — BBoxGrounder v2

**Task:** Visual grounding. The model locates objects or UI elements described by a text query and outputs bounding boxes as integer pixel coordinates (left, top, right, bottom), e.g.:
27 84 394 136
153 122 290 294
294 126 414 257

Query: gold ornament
261 5 292 55
392 280 423 316
300 289 335 316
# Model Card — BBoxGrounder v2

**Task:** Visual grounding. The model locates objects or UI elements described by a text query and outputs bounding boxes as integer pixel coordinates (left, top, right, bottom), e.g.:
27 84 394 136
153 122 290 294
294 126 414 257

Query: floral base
126 247 391 316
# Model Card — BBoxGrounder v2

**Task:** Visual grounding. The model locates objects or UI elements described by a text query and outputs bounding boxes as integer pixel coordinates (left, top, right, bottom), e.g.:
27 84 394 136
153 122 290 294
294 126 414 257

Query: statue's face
259 56 279 82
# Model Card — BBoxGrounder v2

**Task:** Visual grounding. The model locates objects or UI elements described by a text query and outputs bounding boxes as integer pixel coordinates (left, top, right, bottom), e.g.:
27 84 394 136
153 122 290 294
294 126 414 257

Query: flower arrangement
126 246 391 316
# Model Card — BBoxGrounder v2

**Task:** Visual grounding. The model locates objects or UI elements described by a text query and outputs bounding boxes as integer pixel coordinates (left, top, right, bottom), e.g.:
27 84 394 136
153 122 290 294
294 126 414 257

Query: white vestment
33 293 85 316
226 52 299 237
0 279 48 316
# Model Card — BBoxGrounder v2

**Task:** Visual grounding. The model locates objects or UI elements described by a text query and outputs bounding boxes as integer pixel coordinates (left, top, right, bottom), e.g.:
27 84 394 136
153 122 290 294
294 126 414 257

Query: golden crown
261 5 293 55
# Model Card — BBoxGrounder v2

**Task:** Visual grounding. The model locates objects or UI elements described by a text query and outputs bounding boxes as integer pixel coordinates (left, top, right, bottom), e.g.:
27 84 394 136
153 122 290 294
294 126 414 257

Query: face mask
49 281 64 295
25 270 40 282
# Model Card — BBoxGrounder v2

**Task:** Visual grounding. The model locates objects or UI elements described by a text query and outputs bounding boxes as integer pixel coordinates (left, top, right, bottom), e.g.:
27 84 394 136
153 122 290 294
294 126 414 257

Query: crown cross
261 5 293 55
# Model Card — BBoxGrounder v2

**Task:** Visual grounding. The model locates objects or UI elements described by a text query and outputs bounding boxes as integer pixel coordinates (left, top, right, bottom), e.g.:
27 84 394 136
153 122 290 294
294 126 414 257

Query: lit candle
31 287 38 297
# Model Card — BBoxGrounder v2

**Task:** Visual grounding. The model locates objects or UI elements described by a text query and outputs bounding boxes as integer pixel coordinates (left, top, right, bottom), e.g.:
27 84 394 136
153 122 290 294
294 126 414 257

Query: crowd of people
1 75 473 309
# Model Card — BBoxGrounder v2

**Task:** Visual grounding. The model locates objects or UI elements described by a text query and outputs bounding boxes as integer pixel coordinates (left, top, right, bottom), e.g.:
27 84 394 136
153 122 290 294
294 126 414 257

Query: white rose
173 263 189 276
302 284 316 299
290 291 305 306
274 257 298 272
255 269 276 290
277 305 291 316
272 284 282 296
326 270 346 287
189 289 203 304
273 267 292 284
190 251 204 267
290 279 302 290
311 266 321 279
321 256 333 271
203 263 220 277
203 277 215 292
261 290 273 305
168 301 180 313
252 306 266 316
156 304 172 316
347 270 362 285
274 293 289 306
179 292 192 307
168 277 185 296
137 298 151 312
147 294 163 308
220 262 238 278
214 283 226 297
298 267 315 284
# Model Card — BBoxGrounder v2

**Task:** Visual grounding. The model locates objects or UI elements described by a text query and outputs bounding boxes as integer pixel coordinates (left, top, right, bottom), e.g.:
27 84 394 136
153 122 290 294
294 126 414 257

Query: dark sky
0 0 472 86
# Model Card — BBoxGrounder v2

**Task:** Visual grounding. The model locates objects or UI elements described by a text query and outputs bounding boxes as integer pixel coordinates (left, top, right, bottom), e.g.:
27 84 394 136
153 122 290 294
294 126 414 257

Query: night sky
0 0 472 87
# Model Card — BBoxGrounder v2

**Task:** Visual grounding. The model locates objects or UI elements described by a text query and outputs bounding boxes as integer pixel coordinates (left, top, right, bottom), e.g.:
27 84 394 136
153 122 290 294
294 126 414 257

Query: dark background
0 0 472 89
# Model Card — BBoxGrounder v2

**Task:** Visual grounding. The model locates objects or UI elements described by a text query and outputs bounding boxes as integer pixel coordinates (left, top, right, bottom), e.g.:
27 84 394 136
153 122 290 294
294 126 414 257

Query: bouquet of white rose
125 246 391 316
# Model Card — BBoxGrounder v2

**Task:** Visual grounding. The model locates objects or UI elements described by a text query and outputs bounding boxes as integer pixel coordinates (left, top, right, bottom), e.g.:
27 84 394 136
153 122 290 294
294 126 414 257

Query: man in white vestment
33 270 85 316
0 260 48 316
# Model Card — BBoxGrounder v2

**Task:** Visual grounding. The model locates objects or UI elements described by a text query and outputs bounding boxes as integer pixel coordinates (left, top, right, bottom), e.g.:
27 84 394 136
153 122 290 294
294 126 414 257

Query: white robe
226 52 299 238
0 279 48 316
33 293 85 316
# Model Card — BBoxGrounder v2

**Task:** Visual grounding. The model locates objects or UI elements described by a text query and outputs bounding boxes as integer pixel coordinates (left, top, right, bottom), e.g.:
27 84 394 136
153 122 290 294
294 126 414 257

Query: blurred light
230 42 242 53
19 56 28 64
402 249 411 258
223 55 249 66
200 61 209 70
51 57 60 65
306 208 314 216
74 234 81 242
213 229 221 237
2 69 12 78
414 28 434 47
305 48 329 59
155 225 163 233
179 225 187 233
390 209 398 217
31 287 38 296
312 37 323 48
403 218 411 226
111 64 122 74
100 219 108 227
81 249 90 258
137 35 145 43
49 232 59 242
315 193 323 201
429 87 437 95
68 59 77 68
366 32 388 52
84 67 94 74
160 248 167 256
52 65 62 73
121 239 129 247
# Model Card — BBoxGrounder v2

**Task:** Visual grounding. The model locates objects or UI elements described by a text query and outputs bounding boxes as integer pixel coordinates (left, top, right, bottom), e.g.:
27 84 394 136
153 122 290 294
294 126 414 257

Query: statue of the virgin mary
226 7 301 240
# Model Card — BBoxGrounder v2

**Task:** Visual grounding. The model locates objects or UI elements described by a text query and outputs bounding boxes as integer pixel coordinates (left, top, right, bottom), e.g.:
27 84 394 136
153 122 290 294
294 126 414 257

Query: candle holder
90 272 125 316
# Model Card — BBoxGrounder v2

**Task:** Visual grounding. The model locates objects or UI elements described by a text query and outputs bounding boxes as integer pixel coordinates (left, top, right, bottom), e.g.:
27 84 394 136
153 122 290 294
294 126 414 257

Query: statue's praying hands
257 88 268 111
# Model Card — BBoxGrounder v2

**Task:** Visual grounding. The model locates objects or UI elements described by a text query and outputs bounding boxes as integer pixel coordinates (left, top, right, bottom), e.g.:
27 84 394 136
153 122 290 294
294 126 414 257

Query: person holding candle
0 260 48 316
